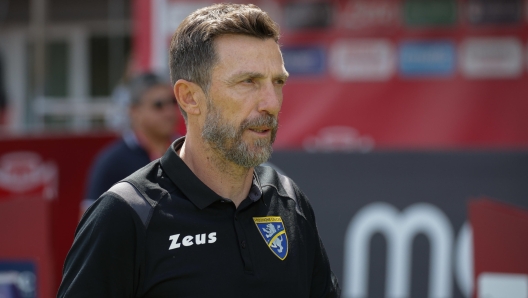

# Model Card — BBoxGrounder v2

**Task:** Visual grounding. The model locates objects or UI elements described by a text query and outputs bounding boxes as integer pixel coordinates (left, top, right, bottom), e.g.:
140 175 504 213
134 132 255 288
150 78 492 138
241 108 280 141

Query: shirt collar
160 136 262 209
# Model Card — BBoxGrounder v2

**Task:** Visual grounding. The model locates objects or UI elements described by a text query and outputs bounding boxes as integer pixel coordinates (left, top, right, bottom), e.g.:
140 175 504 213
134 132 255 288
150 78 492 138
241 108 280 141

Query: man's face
201 34 288 168
132 85 178 139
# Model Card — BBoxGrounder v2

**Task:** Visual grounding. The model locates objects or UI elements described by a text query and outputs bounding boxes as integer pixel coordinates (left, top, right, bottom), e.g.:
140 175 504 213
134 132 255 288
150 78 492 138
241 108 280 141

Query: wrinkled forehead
212 35 287 77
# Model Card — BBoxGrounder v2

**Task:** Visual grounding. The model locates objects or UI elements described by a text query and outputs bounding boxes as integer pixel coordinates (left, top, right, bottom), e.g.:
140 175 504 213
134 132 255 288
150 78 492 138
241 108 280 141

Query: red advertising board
0 133 117 297
134 0 528 150
0 198 53 298
470 199 528 298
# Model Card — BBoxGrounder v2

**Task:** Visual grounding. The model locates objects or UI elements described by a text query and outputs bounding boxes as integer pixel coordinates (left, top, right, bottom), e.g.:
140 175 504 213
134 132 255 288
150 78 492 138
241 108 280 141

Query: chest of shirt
138 192 317 297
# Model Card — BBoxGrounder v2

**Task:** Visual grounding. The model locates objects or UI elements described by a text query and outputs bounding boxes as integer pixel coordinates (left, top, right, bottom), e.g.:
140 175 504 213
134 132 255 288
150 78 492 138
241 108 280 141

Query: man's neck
178 135 254 208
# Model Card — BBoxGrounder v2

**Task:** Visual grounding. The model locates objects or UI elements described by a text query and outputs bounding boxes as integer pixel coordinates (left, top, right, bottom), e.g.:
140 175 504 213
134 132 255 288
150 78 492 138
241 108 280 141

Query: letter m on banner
343 202 453 298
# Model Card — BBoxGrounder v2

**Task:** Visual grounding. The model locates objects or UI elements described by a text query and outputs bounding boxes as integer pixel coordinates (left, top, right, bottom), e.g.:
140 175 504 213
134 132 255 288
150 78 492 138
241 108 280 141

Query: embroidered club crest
253 216 288 260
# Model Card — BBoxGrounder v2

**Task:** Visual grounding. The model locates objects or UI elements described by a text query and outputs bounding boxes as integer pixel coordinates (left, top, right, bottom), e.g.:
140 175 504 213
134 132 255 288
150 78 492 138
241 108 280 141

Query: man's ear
174 79 204 117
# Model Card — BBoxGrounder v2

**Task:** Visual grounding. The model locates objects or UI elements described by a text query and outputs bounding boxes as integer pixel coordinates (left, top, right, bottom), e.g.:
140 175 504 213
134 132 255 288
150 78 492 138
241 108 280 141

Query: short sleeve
296 189 341 298
57 193 146 297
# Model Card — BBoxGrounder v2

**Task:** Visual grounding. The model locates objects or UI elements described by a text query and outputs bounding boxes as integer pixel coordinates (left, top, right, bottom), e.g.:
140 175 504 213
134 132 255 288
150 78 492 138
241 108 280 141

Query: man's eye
243 78 254 84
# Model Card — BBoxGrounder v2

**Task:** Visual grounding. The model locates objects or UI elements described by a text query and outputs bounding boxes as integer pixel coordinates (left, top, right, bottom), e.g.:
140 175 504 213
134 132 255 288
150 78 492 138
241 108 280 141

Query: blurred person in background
106 54 136 131
60 3 339 297
81 72 179 214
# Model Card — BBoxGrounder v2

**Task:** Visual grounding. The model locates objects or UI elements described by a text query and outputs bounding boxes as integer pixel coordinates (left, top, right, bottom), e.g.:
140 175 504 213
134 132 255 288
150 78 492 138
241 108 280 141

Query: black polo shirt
58 137 340 298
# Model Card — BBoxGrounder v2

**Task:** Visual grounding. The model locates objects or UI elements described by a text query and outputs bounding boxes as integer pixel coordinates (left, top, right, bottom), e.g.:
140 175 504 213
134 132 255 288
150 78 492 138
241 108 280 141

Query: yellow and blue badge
253 216 288 260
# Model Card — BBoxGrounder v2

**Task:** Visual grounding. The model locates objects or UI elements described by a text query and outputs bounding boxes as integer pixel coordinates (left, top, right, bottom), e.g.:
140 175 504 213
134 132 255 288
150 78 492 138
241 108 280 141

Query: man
59 4 340 297
82 73 178 212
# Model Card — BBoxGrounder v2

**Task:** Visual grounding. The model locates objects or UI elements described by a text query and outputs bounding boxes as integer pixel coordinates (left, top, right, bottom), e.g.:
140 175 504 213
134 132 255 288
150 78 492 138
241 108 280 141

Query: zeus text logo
168 232 217 250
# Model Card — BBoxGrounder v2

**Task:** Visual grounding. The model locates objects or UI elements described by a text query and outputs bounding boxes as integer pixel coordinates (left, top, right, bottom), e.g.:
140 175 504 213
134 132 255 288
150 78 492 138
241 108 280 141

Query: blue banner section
282 46 326 76
0 261 36 298
399 41 455 77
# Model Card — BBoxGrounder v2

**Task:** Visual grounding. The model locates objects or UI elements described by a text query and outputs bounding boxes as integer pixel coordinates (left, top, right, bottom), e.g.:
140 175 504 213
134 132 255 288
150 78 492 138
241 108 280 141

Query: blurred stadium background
0 0 527 297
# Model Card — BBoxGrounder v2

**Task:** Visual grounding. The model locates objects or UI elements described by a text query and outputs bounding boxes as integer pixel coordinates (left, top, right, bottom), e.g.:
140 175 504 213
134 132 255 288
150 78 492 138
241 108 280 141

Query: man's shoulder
106 181 154 228
256 164 317 225
79 190 146 237
256 165 310 210
82 159 165 231
108 159 171 227
255 165 300 201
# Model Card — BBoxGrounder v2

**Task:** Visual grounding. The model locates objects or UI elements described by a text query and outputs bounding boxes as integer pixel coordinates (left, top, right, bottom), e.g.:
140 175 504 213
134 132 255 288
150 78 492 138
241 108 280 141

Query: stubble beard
201 103 278 168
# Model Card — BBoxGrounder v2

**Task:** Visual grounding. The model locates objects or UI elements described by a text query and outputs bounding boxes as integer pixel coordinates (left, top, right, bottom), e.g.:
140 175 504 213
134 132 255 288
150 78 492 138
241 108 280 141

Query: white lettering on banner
460 37 523 79
338 1 400 30
478 273 528 298
456 222 474 298
0 151 58 199
168 232 217 250
330 39 396 81
0 271 36 297
303 126 375 153
343 202 455 298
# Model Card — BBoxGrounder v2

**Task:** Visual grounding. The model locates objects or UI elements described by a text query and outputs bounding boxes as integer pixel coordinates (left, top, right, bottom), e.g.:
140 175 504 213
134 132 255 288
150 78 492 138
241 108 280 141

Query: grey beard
202 107 278 168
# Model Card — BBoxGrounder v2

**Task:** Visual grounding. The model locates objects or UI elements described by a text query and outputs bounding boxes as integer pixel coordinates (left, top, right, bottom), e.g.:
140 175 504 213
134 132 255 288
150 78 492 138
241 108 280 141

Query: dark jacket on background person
83 131 150 209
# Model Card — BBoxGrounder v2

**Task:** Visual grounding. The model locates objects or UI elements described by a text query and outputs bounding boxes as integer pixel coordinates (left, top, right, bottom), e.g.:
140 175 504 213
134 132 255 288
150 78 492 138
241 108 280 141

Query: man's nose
258 81 282 116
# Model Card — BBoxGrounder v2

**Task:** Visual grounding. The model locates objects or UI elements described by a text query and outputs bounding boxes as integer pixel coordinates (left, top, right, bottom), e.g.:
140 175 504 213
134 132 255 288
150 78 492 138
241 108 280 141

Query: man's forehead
212 35 286 76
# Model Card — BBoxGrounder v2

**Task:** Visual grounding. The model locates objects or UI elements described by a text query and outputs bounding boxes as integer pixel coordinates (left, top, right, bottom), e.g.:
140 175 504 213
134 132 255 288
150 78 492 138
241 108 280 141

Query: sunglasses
151 98 177 110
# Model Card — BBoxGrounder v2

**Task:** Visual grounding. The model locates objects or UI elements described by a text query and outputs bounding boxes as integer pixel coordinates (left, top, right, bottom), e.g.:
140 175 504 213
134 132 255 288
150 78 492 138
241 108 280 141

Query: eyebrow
226 71 290 85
